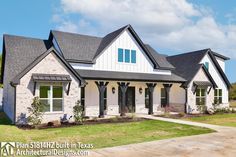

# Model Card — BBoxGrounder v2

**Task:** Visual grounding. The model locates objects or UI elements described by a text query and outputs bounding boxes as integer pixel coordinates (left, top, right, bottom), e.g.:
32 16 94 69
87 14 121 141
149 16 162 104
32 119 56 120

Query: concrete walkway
89 115 236 157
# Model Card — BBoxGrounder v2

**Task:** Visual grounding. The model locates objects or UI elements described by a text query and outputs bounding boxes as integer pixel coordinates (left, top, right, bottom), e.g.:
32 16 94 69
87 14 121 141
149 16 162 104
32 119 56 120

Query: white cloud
53 0 236 58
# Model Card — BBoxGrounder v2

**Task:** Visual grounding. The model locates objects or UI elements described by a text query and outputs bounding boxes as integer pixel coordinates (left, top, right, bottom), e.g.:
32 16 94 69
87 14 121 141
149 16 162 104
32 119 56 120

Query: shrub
73 100 84 124
27 97 44 126
197 105 207 113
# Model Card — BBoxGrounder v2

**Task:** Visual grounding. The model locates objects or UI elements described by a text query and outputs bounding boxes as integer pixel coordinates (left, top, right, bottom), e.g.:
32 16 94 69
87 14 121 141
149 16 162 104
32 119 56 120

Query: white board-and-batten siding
70 30 171 75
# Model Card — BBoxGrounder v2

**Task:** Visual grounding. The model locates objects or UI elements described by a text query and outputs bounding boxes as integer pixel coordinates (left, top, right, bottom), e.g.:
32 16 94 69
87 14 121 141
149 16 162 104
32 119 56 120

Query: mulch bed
17 117 148 130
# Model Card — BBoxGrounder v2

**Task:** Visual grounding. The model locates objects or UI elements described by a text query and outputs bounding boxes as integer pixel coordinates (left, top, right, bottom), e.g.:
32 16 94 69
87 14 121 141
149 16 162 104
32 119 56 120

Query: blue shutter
131 50 136 63
118 48 123 62
125 49 130 63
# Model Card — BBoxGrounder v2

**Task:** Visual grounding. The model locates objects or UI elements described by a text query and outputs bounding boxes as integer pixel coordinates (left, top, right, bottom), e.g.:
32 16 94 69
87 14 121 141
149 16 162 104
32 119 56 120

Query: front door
126 87 135 112
118 87 135 113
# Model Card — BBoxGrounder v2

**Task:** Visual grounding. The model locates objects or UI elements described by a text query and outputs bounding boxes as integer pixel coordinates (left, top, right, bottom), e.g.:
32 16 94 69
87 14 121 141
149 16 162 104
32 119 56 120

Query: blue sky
0 0 236 83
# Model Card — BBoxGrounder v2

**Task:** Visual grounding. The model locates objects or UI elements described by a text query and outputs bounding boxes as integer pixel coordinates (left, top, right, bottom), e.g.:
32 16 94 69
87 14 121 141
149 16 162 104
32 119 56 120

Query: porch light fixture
139 87 143 94
112 87 116 94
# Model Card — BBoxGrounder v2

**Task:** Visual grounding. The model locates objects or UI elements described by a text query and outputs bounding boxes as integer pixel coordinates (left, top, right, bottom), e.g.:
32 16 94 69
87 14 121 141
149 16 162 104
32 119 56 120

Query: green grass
230 101 236 108
183 113 236 127
0 112 213 148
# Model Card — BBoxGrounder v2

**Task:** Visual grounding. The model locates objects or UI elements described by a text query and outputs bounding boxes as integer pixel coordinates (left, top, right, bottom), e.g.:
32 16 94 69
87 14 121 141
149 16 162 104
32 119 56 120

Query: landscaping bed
17 116 148 130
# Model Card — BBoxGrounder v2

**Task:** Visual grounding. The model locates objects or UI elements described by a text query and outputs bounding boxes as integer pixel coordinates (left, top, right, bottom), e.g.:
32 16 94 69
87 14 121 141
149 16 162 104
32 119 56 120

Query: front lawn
230 101 236 108
0 112 213 148
183 113 236 127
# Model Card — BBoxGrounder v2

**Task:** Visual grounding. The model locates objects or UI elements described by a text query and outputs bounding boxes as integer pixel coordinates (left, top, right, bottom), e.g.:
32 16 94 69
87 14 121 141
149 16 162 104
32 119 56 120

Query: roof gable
50 25 174 70
50 30 102 63
167 48 231 89
11 47 85 86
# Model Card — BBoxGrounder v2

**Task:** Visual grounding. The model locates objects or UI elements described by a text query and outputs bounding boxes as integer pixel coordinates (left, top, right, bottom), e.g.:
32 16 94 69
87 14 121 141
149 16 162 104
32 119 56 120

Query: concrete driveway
89 115 236 157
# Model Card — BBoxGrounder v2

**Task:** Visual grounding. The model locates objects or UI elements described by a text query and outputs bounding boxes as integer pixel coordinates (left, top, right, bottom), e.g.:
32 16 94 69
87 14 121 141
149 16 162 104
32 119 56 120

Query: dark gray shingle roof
76 69 186 82
167 49 208 82
145 44 175 69
3 34 51 84
51 30 102 63
167 49 230 88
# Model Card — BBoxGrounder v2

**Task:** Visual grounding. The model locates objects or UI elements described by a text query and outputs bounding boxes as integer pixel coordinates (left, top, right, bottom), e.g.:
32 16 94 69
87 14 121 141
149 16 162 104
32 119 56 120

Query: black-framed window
39 85 63 112
145 88 149 108
196 88 206 106
161 88 167 106
214 89 222 104
81 87 85 111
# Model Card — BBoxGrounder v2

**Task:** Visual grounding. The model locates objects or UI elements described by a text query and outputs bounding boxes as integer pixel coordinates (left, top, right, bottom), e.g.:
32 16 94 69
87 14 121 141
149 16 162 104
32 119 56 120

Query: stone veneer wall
187 68 216 114
15 52 80 124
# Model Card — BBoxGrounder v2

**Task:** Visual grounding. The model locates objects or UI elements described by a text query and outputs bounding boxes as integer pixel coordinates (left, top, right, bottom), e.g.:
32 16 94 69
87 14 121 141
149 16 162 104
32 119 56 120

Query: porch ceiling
76 69 186 83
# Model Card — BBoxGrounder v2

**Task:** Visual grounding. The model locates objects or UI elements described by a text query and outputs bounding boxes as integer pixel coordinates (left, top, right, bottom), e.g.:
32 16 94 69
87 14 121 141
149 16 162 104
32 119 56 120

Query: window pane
131 50 136 63
196 98 205 105
53 99 63 111
161 88 166 97
40 99 50 112
40 86 50 98
219 97 222 104
201 89 206 96
219 89 222 96
214 89 218 96
118 48 123 62
125 49 130 63
145 88 149 108
196 89 200 96
196 98 200 105
53 86 63 98
161 98 167 106
205 62 209 70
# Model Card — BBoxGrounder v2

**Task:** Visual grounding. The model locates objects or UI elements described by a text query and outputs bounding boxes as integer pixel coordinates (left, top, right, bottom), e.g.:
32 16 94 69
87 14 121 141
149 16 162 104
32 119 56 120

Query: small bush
27 97 44 126
73 100 84 124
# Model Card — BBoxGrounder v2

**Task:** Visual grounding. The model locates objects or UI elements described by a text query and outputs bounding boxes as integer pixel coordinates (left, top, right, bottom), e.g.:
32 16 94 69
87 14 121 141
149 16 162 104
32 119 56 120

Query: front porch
82 80 186 117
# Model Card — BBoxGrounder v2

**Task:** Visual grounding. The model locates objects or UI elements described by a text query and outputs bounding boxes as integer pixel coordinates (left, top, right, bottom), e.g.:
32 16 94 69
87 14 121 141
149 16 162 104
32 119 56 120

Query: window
131 50 136 63
161 88 167 107
39 85 63 112
196 88 206 106
145 88 149 108
205 62 209 70
104 88 107 110
118 48 123 62
117 48 136 63
81 87 85 111
214 89 222 104
125 49 130 63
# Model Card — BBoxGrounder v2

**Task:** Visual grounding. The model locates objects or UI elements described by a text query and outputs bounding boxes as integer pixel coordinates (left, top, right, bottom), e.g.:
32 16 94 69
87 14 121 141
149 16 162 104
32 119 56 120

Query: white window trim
38 84 64 113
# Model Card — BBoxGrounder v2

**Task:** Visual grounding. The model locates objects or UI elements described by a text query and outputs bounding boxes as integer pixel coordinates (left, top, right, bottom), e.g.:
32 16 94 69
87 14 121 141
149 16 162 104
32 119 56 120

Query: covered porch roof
76 69 186 83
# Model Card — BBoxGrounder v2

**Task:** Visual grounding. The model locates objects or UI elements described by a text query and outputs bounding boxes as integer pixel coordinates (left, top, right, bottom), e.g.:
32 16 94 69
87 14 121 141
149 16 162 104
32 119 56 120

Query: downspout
10 82 17 124
185 87 188 114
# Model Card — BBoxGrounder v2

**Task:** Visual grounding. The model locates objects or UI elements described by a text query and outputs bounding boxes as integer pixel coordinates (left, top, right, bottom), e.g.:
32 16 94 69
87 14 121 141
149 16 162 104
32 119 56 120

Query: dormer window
204 62 209 70
118 48 136 63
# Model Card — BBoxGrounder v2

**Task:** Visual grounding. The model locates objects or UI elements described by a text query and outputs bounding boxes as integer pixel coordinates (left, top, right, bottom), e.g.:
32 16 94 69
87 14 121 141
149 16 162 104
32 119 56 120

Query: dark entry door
118 87 135 113
126 87 135 112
